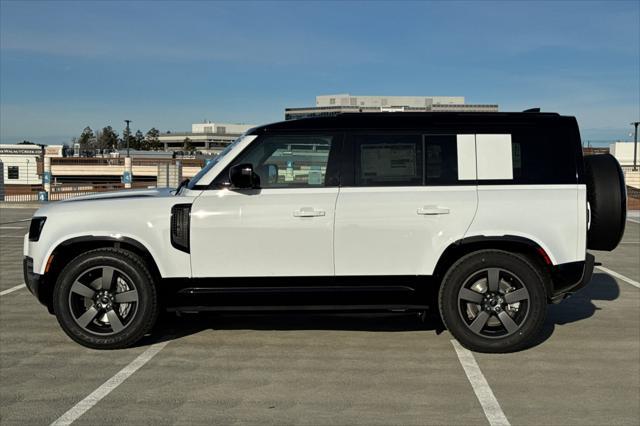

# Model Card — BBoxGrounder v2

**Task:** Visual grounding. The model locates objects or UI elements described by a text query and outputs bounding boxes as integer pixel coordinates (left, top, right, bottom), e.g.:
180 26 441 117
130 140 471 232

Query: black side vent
171 204 192 253
29 217 47 242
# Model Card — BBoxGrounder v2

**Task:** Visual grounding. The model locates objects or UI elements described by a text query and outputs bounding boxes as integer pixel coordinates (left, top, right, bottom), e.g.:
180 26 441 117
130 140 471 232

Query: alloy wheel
67 266 139 335
457 268 530 338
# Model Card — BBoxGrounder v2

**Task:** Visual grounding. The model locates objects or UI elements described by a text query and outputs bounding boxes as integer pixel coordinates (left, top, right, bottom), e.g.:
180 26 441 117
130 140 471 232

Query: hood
60 187 175 203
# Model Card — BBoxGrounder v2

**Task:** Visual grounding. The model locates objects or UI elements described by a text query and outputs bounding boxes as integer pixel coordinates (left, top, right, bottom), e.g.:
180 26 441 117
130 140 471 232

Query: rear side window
510 127 577 184
354 134 423 186
424 135 459 185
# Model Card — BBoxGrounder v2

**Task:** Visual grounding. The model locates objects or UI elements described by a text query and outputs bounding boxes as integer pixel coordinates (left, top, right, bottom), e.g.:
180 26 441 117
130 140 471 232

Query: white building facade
0 145 42 186
0 144 64 186
286 94 499 120
609 142 638 166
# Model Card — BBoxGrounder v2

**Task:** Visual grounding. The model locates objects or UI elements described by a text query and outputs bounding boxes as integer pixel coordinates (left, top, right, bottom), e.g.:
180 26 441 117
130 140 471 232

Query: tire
585 154 626 251
53 248 159 349
439 250 547 353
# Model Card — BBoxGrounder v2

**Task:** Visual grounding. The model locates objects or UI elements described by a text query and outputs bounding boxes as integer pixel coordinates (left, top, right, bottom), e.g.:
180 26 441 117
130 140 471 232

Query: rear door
334 132 478 276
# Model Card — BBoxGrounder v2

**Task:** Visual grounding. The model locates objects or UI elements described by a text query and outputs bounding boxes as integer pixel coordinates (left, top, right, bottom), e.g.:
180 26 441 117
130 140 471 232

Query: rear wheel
53 248 159 349
439 250 547 353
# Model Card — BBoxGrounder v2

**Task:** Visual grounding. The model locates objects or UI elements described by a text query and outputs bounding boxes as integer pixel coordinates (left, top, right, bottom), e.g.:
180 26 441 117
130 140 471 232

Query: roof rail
522 108 541 113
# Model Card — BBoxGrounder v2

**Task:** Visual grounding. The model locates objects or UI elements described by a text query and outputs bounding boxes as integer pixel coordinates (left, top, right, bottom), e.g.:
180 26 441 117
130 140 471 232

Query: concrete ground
1 206 638 425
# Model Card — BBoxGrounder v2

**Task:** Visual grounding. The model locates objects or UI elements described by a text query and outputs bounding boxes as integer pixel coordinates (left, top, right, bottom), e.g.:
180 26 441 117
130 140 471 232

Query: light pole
124 119 132 157
632 121 639 171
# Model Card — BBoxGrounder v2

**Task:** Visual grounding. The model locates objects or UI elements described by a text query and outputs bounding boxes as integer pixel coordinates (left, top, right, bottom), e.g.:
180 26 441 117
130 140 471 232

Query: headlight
28 217 47 242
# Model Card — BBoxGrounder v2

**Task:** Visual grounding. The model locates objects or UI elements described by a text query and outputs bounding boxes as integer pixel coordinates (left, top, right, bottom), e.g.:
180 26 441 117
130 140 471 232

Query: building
0 144 64 186
610 141 638 167
285 94 499 120
157 121 256 154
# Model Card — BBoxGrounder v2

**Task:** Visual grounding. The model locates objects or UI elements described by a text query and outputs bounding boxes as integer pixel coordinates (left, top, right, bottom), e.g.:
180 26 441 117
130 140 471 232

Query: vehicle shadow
136 310 446 348
136 272 620 350
528 271 620 349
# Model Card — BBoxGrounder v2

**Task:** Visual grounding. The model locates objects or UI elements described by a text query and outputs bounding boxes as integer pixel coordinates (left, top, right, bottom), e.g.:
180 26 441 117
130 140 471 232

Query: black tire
439 250 547 353
53 248 159 349
585 154 626 251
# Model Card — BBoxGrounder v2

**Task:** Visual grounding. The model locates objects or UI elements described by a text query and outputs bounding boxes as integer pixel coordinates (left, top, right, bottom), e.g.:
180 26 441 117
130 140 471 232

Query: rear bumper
23 256 51 310
550 253 595 303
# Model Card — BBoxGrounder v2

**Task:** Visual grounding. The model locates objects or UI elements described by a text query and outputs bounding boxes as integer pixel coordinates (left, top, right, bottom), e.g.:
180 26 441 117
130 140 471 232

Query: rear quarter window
510 126 577 184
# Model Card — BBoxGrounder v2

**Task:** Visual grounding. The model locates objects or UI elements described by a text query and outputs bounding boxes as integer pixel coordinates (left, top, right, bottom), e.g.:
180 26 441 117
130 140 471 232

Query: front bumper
23 256 51 310
550 253 595 303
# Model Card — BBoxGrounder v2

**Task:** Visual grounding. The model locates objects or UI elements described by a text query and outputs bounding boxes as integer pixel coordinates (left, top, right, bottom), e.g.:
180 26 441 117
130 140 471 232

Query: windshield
187 135 248 189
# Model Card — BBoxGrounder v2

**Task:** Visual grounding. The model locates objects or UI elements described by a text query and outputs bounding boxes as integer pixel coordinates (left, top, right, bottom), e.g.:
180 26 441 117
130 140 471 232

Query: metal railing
51 157 125 166
49 157 205 168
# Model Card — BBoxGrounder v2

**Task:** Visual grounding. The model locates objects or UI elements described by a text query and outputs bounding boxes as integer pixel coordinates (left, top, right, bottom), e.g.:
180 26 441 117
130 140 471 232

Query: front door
190 133 341 278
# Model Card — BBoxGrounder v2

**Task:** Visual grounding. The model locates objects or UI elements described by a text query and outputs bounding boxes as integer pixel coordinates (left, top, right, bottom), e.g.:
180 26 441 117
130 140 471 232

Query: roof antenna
523 108 541 113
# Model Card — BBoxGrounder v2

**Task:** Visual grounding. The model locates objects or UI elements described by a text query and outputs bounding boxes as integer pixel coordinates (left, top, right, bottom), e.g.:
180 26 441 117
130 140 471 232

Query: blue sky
1 0 638 145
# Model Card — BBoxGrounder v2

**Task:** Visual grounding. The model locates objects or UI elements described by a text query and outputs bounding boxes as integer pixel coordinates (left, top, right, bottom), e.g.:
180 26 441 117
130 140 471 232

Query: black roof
250 111 574 134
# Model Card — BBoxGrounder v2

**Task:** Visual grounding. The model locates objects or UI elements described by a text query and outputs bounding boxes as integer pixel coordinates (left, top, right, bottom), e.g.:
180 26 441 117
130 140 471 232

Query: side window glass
424 135 459 185
354 134 423 186
235 134 334 188
511 128 576 184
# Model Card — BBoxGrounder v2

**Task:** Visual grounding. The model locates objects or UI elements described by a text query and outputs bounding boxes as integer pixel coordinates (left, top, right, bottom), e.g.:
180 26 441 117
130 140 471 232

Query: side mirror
229 163 259 189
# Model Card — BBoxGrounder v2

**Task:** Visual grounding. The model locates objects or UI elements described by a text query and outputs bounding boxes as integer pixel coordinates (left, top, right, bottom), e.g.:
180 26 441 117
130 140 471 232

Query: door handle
293 207 326 217
417 206 450 215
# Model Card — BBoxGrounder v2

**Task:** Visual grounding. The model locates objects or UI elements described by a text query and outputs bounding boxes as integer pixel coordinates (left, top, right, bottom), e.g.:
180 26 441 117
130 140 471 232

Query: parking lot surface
1 206 639 425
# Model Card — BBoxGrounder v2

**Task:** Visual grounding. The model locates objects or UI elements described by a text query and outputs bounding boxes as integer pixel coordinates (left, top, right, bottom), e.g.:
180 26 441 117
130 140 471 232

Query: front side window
228 134 336 188
354 134 423 186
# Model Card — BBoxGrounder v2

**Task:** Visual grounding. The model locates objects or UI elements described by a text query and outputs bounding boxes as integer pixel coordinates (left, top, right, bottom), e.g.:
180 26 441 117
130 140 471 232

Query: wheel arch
40 236 163 313
432 235 554 298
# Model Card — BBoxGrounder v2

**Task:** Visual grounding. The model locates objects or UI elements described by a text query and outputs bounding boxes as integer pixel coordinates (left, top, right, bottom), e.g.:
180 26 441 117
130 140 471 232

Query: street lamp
124 119 132 158
632 121 639 171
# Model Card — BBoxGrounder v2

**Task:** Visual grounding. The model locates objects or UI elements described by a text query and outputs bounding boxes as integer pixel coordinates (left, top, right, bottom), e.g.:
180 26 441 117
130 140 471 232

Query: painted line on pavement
0 226 27 230
0 284 26 296
451 340 510 426
0 236 26 238
51 341 169 426
0 219 31 225
595 266 640 289
627 218 640 224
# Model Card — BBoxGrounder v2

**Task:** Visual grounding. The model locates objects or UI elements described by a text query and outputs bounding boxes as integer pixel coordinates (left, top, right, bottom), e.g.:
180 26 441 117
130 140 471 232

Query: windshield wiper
175 178 190 196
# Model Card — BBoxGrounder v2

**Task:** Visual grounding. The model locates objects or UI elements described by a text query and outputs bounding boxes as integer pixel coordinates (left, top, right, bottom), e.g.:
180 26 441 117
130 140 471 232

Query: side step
167 304 430 313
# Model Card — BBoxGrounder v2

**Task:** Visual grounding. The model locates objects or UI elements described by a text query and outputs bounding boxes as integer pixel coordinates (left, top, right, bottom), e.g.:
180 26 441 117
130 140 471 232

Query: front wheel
439 250 547 353
53 248 159 349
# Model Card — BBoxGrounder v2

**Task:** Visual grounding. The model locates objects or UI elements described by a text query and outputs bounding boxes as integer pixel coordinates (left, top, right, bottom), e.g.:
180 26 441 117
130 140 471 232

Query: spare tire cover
585 154 626 251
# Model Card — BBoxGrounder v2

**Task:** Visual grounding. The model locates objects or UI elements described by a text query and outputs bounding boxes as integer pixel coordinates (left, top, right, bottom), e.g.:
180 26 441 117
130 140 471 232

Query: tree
145 128 160 151
78 127 95 151
183 137 193 151
97 126 119 151
18 140 34 145
132 130 145 150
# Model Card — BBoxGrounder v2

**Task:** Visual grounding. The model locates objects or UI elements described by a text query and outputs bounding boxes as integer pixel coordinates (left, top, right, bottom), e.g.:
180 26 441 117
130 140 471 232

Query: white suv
23 112 626 352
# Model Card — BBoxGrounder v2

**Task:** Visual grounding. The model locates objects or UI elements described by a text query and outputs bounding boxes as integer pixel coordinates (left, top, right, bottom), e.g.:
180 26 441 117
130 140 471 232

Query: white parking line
50 341 169 426
595 266 640 289
627 218 640 224
0 284 26 296
451 340 510 426
0 226 27 229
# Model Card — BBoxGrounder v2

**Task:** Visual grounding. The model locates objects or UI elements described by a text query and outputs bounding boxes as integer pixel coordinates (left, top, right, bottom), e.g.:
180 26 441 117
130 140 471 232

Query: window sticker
360 143 417 180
